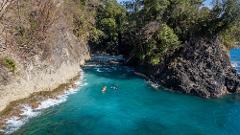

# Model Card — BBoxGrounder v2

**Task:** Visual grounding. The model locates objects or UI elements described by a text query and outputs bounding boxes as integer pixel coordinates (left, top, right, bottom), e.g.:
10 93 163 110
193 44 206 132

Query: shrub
219 25 240 49
1 57 16 72
145 24 180 65
154 24 180 52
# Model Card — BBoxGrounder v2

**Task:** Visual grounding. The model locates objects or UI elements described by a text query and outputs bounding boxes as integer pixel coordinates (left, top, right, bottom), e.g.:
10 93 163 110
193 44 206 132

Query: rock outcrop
157 39 240 98
141 38 240 98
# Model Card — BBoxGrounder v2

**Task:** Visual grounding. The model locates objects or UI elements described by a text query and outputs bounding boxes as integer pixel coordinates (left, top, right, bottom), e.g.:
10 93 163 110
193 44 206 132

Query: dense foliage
90 0 127 53
91 0 240 64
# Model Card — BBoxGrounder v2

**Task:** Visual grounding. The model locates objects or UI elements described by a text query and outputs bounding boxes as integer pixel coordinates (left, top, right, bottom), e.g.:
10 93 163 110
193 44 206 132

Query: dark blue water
13 49 240 135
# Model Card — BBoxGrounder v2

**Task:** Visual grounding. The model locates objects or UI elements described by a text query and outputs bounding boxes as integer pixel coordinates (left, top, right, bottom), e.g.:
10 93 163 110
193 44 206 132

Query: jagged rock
141 38 240 98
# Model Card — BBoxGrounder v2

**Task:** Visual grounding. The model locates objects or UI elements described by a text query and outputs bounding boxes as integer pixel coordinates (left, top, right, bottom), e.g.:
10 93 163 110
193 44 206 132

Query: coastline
0 71 84 134
0 63 84 112
0 62 87 134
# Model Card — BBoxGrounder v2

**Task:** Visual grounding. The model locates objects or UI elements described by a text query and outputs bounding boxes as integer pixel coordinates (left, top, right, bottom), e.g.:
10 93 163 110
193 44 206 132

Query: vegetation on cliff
0 0 99 85
0 57 16 72
90 0 127 53
0 0 100 117
91 0 240 65
90 0 240 97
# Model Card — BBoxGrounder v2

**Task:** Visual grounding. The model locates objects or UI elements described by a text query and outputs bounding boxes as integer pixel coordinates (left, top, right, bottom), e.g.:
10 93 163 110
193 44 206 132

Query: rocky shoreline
0 71 84 134
89 52 240 98
0 62 88 111
0 0 93 128
136 38 240 98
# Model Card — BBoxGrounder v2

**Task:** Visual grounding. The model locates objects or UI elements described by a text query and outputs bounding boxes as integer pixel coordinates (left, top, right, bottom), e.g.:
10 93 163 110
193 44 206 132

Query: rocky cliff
140 38 240 98
0 0 98 112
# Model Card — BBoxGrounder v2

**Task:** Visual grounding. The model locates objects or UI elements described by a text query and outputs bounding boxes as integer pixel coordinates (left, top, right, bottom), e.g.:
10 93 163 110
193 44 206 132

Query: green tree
143 24 180 65
128 0 240 64
91 0 240 65
90 0 127 54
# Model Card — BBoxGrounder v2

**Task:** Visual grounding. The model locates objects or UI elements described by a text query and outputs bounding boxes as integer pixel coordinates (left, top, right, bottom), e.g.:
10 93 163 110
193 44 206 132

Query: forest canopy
90 0 240 65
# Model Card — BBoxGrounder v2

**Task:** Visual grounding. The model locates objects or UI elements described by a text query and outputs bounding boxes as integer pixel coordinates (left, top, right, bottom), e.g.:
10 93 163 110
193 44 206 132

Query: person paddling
110 84 118 90
101 86 107 93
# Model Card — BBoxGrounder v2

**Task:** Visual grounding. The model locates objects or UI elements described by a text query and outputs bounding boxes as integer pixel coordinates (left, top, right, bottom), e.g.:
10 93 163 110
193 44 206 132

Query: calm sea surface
13 49 240 135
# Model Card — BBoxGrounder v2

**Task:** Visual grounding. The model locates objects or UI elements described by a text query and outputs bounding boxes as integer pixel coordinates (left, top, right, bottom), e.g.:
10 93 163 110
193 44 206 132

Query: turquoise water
13 50 240 135
230 48 240 72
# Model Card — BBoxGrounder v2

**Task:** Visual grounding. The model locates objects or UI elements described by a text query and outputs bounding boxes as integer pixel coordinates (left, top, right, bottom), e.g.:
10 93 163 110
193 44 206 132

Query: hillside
0 0 98 112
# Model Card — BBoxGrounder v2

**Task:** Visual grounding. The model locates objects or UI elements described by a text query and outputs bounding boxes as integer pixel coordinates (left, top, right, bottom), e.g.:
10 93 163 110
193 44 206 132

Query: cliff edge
142 38 240 98
0 0 98 112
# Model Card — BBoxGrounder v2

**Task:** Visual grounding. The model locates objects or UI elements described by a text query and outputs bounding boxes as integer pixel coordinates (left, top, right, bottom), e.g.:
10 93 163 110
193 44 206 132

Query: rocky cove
0 0 240 134
0 52 238 135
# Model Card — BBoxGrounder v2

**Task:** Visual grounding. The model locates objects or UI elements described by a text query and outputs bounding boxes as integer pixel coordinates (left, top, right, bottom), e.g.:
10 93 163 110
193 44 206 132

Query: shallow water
11 49 240 135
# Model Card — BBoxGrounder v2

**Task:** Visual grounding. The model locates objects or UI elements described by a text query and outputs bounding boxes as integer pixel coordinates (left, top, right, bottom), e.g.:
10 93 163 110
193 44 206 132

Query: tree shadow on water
83 65 141 81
